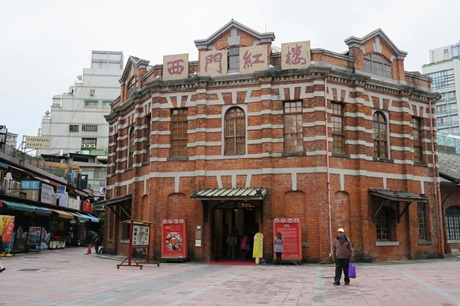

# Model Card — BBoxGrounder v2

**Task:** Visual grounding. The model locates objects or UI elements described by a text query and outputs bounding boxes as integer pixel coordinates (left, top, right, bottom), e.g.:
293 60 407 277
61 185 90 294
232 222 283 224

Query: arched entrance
211 201 259 261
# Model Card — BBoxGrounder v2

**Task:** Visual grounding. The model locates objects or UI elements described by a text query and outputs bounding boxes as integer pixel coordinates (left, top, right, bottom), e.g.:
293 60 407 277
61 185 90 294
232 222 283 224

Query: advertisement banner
273 218 302 262
0 215 15 242
132 224 149 246
161 219 187 259
27 226 42 247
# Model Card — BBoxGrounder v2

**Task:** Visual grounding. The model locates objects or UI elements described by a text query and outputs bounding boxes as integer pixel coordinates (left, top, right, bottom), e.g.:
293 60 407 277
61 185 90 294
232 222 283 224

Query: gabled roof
344 28 407 59
439 152 460 184
120 55 150 83
194 19 275 50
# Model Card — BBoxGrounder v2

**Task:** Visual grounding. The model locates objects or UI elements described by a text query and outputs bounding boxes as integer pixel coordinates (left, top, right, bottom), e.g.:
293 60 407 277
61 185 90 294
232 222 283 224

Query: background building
37 50 123 198
103 20 441 263
422 42 460 136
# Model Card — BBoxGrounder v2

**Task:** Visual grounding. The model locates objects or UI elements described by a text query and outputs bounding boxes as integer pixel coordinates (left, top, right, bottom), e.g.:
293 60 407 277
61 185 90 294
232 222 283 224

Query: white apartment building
38 50 123 198
422 42 460 136
39 50 124 155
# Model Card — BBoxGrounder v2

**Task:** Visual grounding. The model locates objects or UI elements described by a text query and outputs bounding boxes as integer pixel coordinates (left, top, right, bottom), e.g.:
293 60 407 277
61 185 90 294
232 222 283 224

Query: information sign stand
117 220 160 270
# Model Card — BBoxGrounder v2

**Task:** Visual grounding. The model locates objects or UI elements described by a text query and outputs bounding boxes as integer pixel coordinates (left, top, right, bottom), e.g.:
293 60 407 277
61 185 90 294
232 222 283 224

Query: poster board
0 215 15 242
273 218 302 262
161 219 188 259
132 224 149 246
27 226 42 252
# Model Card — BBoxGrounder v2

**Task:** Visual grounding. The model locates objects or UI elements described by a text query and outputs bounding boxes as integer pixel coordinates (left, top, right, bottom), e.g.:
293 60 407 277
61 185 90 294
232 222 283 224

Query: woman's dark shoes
333 282 340 285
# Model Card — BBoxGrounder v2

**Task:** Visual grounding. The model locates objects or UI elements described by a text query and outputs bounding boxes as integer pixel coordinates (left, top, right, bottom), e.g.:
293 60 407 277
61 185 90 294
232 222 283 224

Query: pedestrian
332 227 354 286
240 233 249 260
0 235 5 272
274 232 283 265
226 230 237 260
94 234 101 254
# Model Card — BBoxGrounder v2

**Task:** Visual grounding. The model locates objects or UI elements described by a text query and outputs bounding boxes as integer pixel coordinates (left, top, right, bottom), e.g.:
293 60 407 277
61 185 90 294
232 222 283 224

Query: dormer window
364 53 392 78
228 47 240 72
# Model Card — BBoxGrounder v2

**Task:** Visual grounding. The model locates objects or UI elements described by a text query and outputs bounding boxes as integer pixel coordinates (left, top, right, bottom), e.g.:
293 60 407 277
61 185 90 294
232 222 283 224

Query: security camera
268 64 274 70
310 61 315 66
155 75 161 80
193 71 198 76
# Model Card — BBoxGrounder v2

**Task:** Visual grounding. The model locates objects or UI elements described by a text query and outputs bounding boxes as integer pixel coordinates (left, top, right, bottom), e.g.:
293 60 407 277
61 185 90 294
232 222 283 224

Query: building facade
422 42 460 136
103 21 441 262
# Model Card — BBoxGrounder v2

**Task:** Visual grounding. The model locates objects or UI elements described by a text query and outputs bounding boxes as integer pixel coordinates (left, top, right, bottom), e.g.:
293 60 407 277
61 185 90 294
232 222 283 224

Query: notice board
161 219 188 259
273 218 302 261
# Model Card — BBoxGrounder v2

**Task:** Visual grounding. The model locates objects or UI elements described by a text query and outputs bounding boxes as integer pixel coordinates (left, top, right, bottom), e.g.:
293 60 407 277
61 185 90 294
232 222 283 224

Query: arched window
224 107 246 155
373 111 388 159
364 53 392 78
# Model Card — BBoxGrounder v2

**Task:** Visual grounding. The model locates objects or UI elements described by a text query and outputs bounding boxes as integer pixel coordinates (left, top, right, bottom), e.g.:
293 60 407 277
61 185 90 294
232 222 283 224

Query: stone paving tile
1 248 460 305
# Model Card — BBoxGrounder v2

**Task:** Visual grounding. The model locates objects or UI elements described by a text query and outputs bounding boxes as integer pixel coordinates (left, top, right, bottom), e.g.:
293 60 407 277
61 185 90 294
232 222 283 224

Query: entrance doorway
211 201 259 261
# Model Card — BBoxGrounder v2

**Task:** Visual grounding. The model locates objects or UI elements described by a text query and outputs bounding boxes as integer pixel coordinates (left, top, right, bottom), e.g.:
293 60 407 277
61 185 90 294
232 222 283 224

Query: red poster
161 219 188 259
273 218 302 261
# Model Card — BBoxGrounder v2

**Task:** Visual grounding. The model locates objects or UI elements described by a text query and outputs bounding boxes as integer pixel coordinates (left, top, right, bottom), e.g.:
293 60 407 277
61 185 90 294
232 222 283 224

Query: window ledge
167 156 189 161
418 240 432 245
282 152 305 157
373 157 393 163
332 153 350 158
447 240 460 243
376 241 399 246
120 239 130 244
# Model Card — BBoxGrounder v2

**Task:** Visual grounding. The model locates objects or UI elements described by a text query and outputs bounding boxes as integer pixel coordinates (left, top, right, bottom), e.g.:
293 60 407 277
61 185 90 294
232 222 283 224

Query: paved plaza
0 247 459 305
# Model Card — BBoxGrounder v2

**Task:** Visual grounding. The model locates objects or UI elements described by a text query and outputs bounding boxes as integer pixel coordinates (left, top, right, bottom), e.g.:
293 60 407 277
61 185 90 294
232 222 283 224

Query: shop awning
68 212 88 223
50 208 75 219
1 200 35 212
32 205 52 215
190 188 268 201
79 212 100 223
369 189 427 203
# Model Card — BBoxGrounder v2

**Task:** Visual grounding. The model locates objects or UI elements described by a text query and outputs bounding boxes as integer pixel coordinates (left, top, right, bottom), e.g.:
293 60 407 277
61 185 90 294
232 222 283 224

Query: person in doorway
332 227 354 286
274 232 283 265
240 233 249 260
226 230 238 260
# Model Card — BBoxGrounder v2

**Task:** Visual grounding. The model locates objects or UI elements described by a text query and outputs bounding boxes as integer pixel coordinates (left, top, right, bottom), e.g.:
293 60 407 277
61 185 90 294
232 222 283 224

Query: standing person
240 233 249 260
274 232 283 265
0 235 5 272
93 234 101 254
332 228 354 286
226 230 237 260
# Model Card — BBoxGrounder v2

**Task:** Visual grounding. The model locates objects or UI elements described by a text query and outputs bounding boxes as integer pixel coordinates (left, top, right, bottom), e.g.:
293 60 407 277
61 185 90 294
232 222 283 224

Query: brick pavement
0 247 459 305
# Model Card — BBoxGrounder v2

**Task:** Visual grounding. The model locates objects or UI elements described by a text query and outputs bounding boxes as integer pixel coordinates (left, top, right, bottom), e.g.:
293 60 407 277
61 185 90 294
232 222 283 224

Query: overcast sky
1 0 459 146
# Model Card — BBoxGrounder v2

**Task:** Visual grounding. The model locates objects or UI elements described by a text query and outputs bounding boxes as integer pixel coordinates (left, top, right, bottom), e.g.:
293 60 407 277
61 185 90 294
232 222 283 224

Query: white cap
337 228 345 233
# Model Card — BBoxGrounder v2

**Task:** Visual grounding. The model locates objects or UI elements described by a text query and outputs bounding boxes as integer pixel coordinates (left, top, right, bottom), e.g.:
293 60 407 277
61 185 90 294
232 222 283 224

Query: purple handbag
348 261 356 278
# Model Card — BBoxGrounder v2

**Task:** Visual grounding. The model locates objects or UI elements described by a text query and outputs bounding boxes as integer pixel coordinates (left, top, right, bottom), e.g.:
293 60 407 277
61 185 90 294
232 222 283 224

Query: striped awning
190 188 267 201
1 200 52 215
50 208 75 219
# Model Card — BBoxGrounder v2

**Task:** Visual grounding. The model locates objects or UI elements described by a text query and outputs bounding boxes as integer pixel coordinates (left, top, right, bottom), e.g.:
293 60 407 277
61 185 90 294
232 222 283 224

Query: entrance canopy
190 188 267 201
369 189 427 203
369 189 427 223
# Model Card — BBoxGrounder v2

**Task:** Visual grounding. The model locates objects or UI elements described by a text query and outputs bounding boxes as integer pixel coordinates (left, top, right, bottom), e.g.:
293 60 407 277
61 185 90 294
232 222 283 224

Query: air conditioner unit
82 144 89 148
89 144 96 148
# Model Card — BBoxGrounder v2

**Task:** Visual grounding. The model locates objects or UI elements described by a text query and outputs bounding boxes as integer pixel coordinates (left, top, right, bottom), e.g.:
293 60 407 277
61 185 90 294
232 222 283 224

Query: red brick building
103 20 442 262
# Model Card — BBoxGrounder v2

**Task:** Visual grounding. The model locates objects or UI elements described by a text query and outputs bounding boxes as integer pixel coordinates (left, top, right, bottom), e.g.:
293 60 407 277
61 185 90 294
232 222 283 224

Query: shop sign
25 136 51 149
40 183 54 204
161 219 188 259
21 180 41 190
273 218 302 262
253 232 264 259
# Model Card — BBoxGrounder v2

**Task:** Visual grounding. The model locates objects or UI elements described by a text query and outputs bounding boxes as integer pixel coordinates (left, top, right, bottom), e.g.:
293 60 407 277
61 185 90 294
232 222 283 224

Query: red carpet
207 260 256 265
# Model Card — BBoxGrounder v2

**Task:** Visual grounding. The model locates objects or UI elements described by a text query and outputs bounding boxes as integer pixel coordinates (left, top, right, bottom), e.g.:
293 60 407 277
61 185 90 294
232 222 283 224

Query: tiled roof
438 152 460 184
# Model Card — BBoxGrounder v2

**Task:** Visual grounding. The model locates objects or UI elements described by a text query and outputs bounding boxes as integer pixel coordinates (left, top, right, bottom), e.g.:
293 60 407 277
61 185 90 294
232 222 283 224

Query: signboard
21 180 41 190
25 136 51 149
199 50 228 77
0 215 15 242
281 41 311 70
27 226 42 247
132 224 149 246
40 183 54 204
163 53 189 81
161 219 188 259
239 45 268 74
253 232 264 258
273 218 302 262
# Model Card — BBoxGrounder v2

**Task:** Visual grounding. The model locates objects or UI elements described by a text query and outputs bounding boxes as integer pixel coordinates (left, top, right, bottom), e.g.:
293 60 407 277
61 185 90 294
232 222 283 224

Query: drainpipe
429 99 445 257
324 76 333 259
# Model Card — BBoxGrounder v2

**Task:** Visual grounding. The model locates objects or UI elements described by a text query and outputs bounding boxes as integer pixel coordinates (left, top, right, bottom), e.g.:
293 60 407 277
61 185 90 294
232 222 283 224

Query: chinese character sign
281 41 311 70
240 45 268 74
199 50 228 77
0 215 15 242
252 232 264 258
161 219 188 259
163 54 189 81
